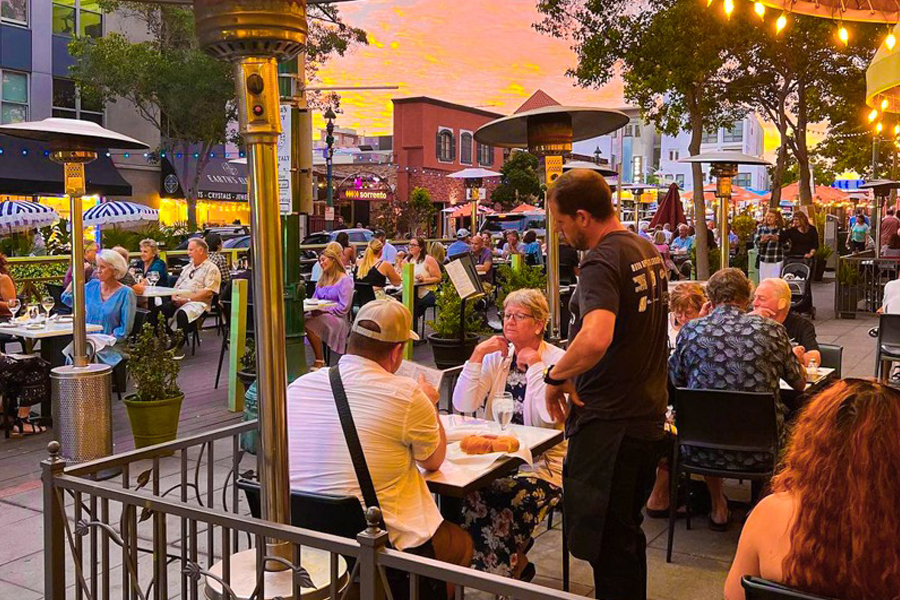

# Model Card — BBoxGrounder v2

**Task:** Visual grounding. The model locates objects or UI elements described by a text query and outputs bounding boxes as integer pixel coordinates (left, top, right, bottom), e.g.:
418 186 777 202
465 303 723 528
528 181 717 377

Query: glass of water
492 392 515 431
146 271 159 287
7 297 19 320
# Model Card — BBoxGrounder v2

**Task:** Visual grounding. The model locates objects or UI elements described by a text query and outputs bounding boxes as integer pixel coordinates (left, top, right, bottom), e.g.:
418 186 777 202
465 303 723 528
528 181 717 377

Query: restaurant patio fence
834 251 899 318
42 420 584 600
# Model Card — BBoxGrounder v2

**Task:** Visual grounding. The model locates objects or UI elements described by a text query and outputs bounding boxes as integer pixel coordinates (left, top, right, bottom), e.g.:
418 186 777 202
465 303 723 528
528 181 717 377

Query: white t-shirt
884 279 900 314
286 354 443 550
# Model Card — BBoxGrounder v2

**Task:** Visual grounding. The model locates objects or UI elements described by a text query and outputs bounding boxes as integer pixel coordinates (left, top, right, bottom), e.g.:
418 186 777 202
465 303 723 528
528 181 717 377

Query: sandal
708 510 731 531
13 414 45 436
646 505 687 519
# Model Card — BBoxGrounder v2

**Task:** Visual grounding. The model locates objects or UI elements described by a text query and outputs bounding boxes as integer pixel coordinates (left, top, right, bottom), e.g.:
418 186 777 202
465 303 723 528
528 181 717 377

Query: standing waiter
544 169 668 600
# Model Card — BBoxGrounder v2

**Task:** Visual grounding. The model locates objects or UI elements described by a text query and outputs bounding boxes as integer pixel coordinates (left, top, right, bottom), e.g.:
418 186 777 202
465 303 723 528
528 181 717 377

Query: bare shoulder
745 492 796 545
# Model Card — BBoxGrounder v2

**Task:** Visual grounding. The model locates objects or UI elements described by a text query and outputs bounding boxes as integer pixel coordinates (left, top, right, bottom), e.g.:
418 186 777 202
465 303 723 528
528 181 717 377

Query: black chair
818 343 843 379
667 388 779 563
236 479 366 571
352 281 377 315
875 313 900 381
45 283 71 316
741 576 837 600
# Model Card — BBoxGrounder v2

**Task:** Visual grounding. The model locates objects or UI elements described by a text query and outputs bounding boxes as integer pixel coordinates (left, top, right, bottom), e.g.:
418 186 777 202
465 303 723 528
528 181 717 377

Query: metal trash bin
51 363 113 463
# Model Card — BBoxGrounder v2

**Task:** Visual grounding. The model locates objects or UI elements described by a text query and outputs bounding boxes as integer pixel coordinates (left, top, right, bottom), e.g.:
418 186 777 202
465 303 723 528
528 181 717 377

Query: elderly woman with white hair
452 288 566 581
62 248 136 366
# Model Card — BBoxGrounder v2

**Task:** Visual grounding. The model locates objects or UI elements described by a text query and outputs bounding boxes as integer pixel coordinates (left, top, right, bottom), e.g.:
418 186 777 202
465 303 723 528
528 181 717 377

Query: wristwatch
543 364 566 386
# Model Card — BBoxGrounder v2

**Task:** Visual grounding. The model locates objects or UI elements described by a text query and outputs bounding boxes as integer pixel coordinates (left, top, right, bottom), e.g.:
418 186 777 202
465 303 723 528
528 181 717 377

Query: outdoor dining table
0 319 103 424
136 286 179 298
781 367 836 415
423 414 564 521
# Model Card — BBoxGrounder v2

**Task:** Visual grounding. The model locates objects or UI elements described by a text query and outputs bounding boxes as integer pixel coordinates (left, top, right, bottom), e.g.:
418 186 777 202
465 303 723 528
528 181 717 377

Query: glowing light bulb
838 25 849 44
724 0 734 15
776 13 787 33
883 98 890 110
754 1 766 16
870 108 880 122
707 0 714 6
894 124 899 136
888 33 897 50
877 122 884 133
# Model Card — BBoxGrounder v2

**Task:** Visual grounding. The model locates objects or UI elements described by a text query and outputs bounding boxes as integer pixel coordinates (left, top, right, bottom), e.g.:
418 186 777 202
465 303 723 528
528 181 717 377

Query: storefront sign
278 105 293 214
465 187 486 201
340 188 390 201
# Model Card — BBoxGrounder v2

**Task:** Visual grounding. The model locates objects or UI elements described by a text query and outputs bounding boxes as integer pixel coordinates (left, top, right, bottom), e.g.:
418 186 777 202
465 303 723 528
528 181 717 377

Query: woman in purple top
305 244 354 370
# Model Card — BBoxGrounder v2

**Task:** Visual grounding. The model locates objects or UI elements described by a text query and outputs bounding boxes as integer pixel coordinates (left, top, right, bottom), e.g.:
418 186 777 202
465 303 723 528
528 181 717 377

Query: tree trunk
688 110 710 279
769 120 789 209
792 84 813 206
184 140 214 231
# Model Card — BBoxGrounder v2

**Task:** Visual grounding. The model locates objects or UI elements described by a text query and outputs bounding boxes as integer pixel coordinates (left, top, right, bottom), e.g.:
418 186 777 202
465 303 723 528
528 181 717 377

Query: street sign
324 206 335 221
277 104 292 214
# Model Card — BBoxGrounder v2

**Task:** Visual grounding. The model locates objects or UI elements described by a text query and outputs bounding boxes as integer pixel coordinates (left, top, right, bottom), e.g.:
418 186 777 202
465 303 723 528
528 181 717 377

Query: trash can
51 363 113 463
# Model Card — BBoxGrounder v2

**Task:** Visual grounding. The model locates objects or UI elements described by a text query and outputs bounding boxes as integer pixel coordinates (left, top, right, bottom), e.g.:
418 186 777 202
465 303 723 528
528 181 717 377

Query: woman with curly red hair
725 379 900 599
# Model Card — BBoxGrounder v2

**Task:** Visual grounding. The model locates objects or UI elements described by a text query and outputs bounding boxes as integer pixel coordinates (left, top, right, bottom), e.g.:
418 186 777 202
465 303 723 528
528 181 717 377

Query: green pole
279 57 307 381
228 278 248 412
511 253 523 272
402 262 415 360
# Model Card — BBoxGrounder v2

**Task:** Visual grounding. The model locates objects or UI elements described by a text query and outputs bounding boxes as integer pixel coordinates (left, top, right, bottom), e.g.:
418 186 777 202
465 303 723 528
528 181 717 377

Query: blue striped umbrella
83 200 158 228
0 199 59 232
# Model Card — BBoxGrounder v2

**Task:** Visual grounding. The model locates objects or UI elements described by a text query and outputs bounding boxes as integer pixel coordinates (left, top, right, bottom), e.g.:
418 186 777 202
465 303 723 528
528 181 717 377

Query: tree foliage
68 1 366 230
408 187 436 236
491 150 541 210
535 0 748 278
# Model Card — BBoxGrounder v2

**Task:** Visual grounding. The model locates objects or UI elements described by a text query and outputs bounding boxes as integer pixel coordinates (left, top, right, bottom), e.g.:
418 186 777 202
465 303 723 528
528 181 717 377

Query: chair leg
561 501 569 592
546 506 554 531
666 444 680 563
215 335 229 389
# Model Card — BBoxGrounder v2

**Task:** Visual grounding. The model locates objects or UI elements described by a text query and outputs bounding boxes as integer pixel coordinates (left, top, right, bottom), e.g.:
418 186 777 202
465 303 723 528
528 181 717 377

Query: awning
161 155 248 202
0 135 132 196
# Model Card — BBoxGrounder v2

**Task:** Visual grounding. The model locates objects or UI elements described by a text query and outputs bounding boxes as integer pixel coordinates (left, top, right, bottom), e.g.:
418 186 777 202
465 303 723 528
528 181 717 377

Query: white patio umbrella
83 200 158 229
0 199 59 233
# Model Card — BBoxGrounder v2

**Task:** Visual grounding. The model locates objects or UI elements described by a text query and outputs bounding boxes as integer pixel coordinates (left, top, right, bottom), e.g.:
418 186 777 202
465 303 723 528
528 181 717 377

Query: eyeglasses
408 242 420 248
502 312 533 322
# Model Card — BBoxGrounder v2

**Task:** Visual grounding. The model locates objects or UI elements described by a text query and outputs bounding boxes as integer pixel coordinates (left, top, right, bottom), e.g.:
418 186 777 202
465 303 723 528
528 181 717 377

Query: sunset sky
314 0 625 135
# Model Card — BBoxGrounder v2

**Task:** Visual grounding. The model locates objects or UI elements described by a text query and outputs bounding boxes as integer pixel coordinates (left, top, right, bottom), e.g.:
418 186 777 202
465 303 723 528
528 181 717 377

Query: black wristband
543 364 566 386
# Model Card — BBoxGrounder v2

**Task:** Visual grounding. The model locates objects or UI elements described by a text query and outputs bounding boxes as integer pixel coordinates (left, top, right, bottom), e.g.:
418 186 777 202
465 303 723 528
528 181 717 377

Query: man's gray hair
706 268 751 307
188 237 209 252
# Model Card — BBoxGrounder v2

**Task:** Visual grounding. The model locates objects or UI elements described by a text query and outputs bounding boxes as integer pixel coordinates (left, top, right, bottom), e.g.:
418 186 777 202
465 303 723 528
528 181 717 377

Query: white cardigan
451 341 567 487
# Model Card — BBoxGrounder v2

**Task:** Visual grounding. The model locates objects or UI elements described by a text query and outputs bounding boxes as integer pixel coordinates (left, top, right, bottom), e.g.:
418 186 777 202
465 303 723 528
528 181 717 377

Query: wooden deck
0 327 243 497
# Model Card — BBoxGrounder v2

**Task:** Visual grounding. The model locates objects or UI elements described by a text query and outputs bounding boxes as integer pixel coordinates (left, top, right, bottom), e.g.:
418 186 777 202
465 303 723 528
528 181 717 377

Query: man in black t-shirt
545 170 667 600
752 278 820 367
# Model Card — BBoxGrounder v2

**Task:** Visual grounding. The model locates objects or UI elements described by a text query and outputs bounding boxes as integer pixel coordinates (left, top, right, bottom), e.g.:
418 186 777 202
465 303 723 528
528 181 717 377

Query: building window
1 0 27 25
734 173 752 187
53 0 103 37
52 78 104 125
623 123 640 138
436 128 455 162
460 132 473 165
477 142 494 166
0 71 27 124
702 129 718 144
723 123 743 143
668 150 679 161
675 174 685 188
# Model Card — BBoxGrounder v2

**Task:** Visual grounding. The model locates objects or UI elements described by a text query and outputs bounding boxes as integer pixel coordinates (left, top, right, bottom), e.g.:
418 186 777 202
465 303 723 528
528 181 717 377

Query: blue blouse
62 280 136 365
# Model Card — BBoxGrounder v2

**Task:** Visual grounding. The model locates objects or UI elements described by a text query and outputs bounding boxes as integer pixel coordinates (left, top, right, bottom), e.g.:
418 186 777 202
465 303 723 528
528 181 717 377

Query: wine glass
27 303 39 322
41 296 54 327
7 297 19 321
147 271 159 287
492 392 516 432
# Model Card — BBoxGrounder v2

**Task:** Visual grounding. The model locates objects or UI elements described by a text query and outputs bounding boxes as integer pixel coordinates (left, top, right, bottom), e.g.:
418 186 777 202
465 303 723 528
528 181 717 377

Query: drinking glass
807 357 819 376
42 296 54 327
147 271 159 287
134 273 144 286
7 298 19 320
492 392 516 431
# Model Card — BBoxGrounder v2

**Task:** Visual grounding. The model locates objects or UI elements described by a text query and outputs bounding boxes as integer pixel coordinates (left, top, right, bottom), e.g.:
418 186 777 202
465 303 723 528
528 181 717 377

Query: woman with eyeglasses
724 378 900 599
403 236 441 323
452 289 566 582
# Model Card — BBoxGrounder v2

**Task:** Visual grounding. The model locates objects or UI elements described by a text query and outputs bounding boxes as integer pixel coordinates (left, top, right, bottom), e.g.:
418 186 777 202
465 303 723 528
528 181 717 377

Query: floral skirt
1 354 51 411
460 475 561 578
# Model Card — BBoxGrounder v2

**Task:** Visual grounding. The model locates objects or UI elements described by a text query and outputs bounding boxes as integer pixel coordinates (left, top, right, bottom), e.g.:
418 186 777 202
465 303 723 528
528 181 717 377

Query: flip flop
646 506 687 519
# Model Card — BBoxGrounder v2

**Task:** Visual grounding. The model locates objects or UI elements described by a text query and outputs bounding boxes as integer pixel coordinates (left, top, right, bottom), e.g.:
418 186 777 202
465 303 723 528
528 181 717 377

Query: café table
0 319 103 424
780 367 836 415
136 286 179 298
423 414 564 521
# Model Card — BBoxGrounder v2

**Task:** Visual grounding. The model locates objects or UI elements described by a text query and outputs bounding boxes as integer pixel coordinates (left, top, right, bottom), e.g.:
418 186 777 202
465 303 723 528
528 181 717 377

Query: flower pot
427 333 480 370
236 370 256 396
241 381 258 455
123 393 185 449
813 258 827 282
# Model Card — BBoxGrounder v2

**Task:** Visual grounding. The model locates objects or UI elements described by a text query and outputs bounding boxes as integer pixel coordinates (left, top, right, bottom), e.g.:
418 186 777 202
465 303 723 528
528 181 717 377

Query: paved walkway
0 278 879 599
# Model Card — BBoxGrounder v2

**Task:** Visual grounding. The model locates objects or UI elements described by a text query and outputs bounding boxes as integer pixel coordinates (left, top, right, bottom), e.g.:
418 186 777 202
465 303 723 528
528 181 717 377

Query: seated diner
305 243 353 370
355 239 401 299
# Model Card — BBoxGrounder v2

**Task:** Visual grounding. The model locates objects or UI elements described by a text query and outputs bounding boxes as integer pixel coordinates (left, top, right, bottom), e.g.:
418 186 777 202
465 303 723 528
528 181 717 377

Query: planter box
427 333 480 370
837 286 859 319
123 393 185 449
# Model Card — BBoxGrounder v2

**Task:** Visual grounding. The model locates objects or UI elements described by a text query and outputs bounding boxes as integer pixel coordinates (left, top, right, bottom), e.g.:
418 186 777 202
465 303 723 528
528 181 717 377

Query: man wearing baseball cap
287 300 472 596
447 227 472 258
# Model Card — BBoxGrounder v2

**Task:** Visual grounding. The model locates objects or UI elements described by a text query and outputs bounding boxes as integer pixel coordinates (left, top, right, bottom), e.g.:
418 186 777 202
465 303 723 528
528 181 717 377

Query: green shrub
495 263 547 310
7 259 69 298
428 273 489 339
127 314 182 402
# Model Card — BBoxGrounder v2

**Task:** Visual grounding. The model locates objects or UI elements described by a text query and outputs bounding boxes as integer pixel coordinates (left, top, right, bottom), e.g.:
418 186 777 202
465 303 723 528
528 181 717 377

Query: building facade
575 109 769 191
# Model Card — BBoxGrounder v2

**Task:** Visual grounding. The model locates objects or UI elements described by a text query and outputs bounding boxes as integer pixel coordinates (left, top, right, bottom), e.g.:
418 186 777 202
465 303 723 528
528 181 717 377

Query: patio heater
0 118 147 466
475 106 629 341
860 179 900 258
447 167 501 234
680 151 771 269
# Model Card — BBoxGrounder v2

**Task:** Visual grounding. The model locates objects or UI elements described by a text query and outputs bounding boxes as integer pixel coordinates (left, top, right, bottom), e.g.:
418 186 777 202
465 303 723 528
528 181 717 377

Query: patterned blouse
668 304 805 432
753 226 784 264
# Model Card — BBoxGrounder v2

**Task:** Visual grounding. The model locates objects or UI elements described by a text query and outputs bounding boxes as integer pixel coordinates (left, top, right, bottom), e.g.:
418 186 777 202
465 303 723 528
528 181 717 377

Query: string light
724 0 734 16
888 32 897 50
870 108 880 122
882 98 890 110
754 1 765 16
894 124 899 136
838 25 849 44
877 122 884 133
776 13 787 33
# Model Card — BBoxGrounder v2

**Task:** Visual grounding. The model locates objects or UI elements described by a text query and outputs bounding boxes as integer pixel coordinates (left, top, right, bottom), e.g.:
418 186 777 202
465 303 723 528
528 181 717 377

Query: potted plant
426 273 487 369
123 315 184 448
812 245 833 282
237 337 256 392
836 259 861 319
237 337 259 455
495 263 547 310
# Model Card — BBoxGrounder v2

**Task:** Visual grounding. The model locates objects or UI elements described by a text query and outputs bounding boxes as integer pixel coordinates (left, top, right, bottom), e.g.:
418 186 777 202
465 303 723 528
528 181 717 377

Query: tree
536 0 748 278
491 150 541 210
729 12 878 206
408 187 436 236
69 1 366 230
769 153 837 189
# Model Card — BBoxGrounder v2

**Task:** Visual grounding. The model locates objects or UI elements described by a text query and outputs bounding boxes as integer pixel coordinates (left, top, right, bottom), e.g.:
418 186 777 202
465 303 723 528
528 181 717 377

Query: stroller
781 260 815 319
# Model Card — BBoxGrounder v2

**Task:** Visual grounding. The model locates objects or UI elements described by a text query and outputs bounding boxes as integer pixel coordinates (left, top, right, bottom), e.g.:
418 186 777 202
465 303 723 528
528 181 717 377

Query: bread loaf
459 434 520 455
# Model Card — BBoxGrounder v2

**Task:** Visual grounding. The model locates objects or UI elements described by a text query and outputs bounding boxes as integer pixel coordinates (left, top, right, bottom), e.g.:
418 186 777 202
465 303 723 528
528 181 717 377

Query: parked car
480 212 546 241
223 235 251 249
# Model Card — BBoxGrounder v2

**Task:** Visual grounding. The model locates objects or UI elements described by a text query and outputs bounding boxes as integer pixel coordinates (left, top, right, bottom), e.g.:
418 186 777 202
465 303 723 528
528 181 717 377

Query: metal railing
834 252 900 317
43 420 584 600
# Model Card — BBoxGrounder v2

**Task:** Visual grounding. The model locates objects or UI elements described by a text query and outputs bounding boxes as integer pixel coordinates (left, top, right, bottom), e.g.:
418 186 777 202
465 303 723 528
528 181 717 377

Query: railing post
42 440 67 599
357 507 389 600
